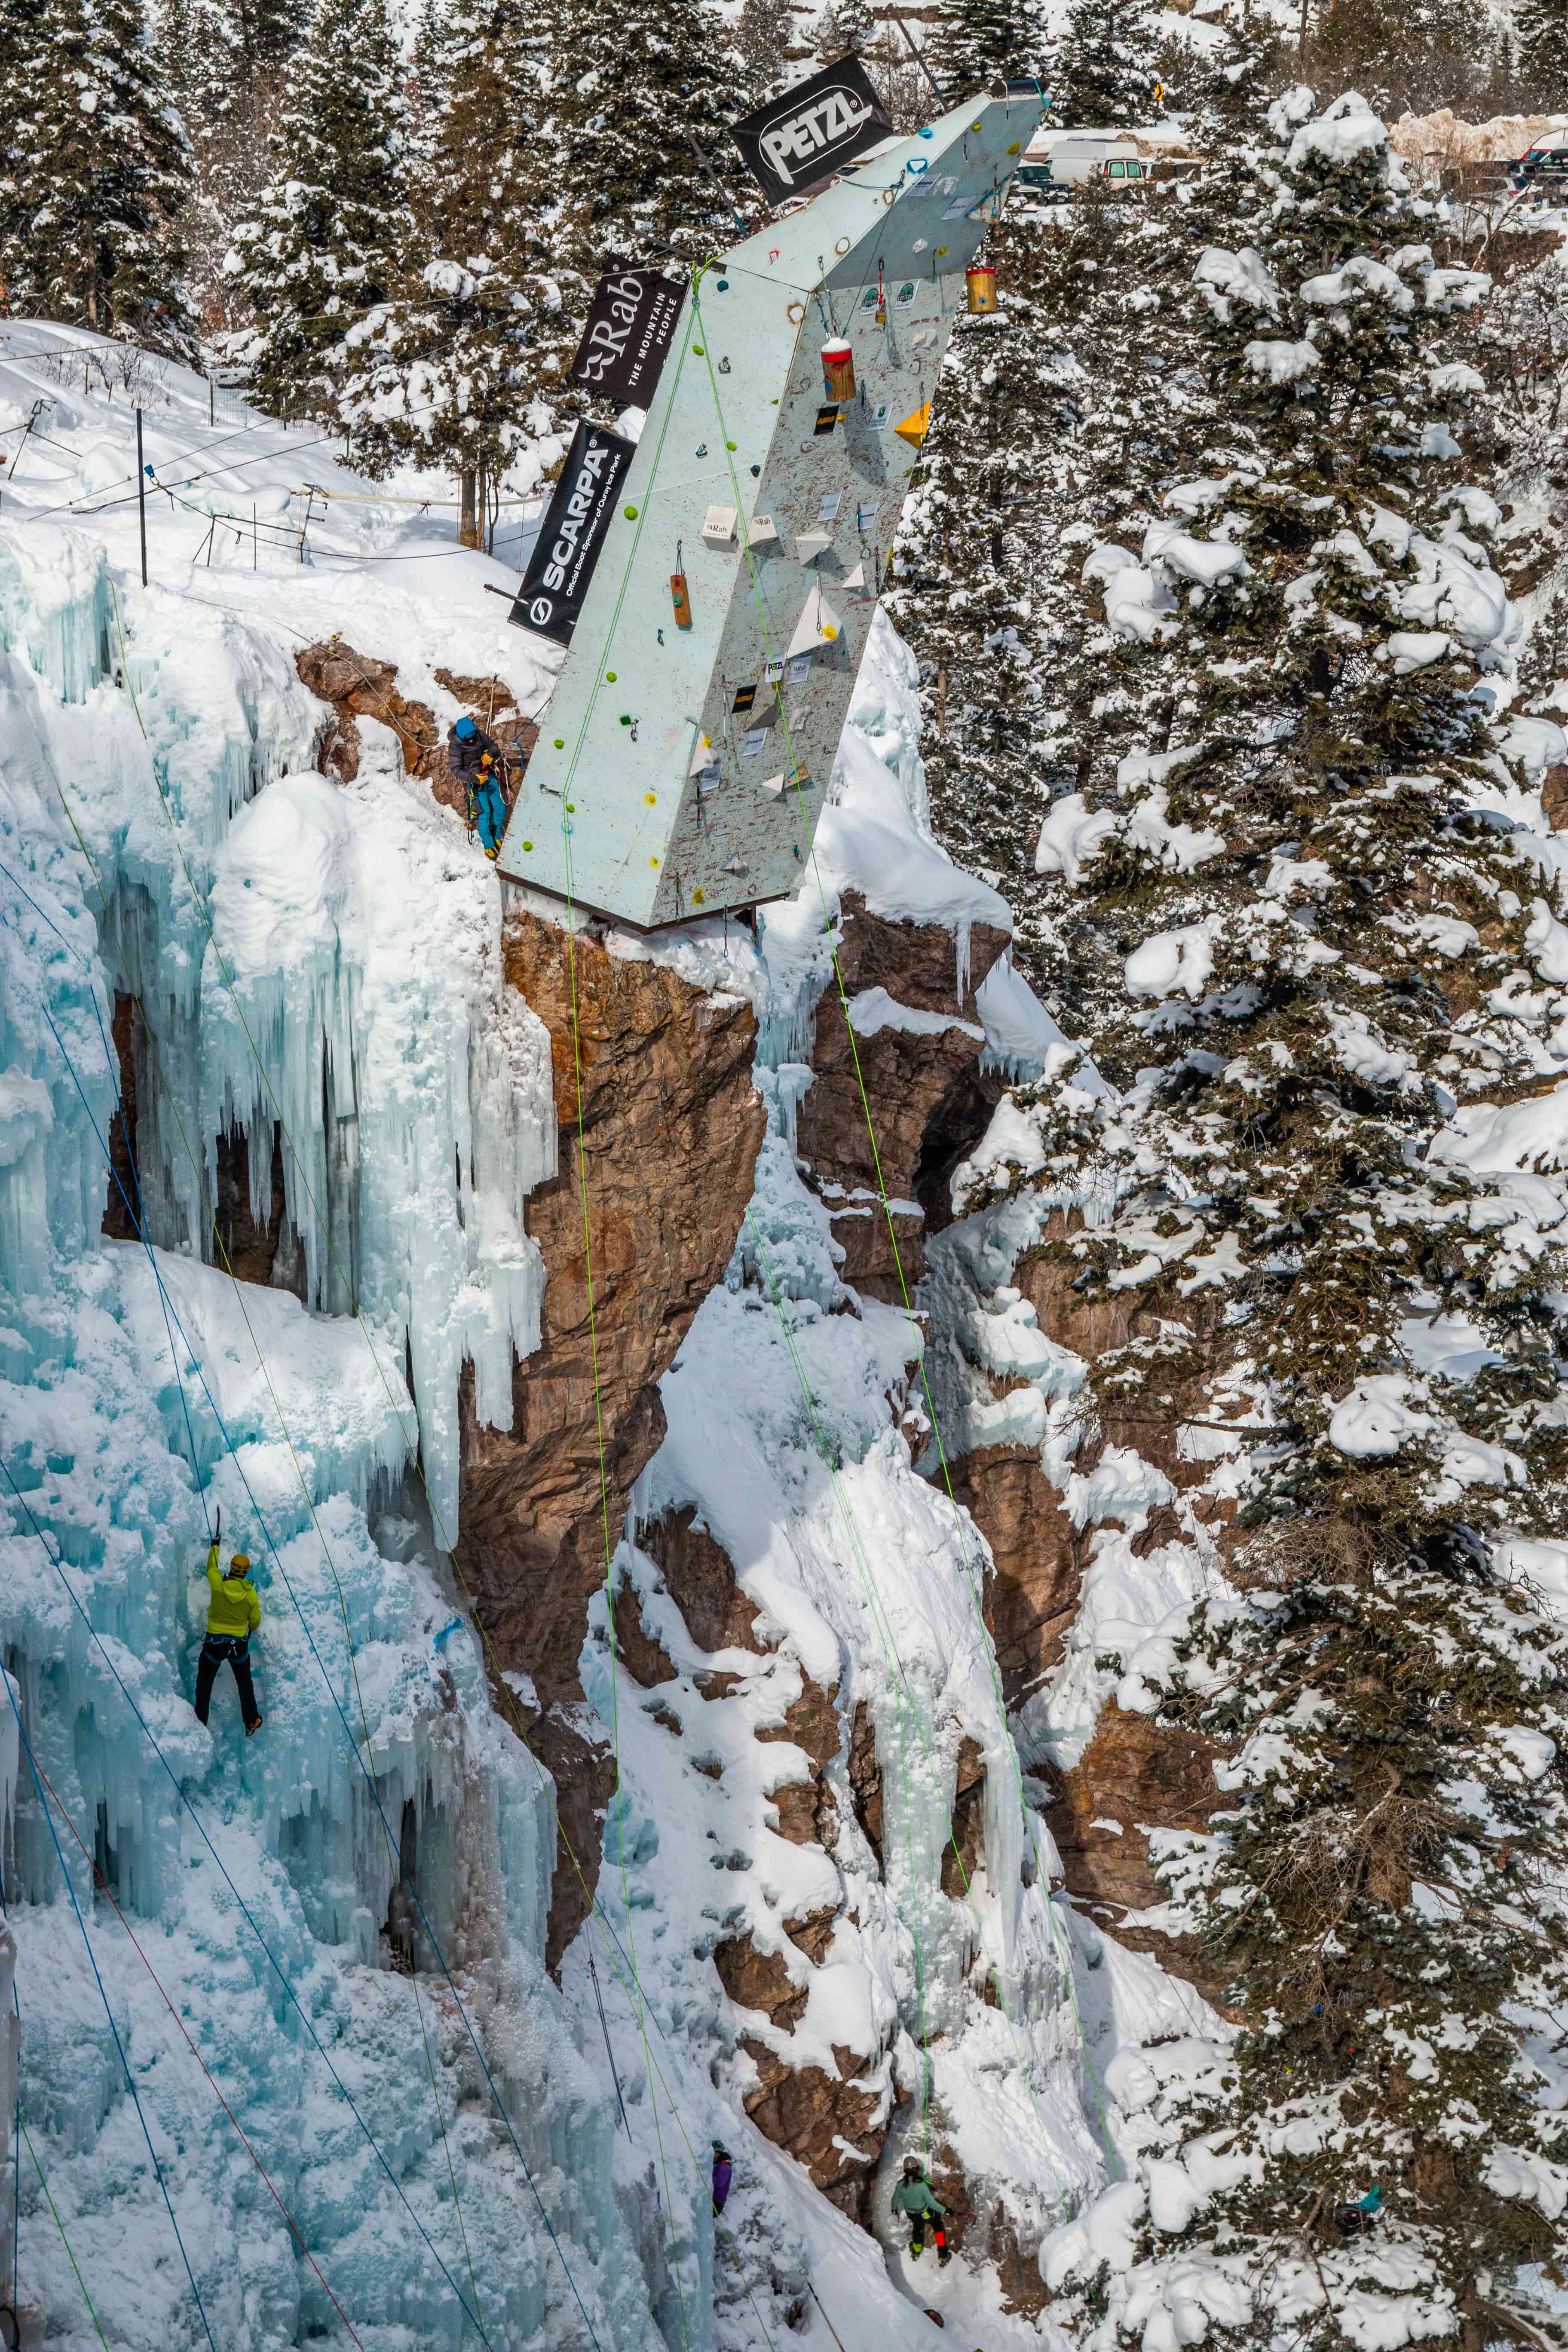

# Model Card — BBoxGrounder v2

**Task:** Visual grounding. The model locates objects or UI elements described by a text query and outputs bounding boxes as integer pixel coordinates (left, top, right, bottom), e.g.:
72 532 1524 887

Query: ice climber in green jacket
195 1510 264 1735
891 2156 950 2264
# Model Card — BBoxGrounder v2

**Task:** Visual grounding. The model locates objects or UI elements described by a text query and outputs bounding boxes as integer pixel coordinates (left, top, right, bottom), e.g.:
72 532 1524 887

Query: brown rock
451 911 765 1966
1044 1701 1224 1995
952 1444 1088 1713
612 1575 676 1689
641 1505 763 1654
715 1932 809 2031
940 1736 986 1898
294 640 536 818
794 898 1011 1302
740 2039 887 2222
755 1671 843 1844
1544 765 1568 831
785 1905 839 1964
847 1700 885 1872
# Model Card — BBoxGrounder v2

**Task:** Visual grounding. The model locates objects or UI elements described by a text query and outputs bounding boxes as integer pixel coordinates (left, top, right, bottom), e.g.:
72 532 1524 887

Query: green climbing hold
606 671 617 683
624 504 638 519
554 737 565 748
726 441 737 451
619 715 632 726
521 839 533 851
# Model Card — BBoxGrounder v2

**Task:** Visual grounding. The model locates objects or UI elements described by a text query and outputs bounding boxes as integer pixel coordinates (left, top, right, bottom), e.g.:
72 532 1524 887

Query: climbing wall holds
671 572 693 629
966 262 998 313
894 404 931 447
821 338 856 402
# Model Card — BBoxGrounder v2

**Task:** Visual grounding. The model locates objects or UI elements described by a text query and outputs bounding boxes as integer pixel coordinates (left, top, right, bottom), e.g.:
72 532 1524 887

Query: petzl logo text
731 56 891 205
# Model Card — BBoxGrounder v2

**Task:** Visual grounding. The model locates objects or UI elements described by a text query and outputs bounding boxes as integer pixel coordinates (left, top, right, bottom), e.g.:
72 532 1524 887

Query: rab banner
569 267 686 407
730 56 891 204
510 422 636 647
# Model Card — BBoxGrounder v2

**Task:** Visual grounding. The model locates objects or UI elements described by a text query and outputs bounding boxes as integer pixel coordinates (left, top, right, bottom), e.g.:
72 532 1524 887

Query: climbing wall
497 84 1043 929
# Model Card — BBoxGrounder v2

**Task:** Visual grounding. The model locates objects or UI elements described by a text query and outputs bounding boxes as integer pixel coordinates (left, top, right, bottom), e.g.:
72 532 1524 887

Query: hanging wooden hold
966 262 998 314
670 571 692 629
821 338 856 402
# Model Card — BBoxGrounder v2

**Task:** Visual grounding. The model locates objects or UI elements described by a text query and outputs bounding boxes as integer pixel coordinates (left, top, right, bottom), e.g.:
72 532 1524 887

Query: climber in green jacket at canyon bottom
195 1508 264 1736
892 2156 950 2264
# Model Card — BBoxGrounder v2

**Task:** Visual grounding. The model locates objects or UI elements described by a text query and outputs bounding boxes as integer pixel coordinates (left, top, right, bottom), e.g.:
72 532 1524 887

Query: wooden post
135 408 147 586
459 467 478 547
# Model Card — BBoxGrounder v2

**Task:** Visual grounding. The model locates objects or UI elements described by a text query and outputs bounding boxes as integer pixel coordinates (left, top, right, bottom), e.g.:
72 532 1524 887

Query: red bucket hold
821 338 856 402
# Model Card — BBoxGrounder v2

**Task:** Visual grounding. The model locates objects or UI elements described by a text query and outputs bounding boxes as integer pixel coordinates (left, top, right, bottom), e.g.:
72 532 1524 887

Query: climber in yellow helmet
195 1508 264 1736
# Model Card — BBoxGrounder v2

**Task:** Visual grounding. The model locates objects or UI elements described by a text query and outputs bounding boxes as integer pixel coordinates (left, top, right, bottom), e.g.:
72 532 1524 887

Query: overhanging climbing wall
497 83 1044 929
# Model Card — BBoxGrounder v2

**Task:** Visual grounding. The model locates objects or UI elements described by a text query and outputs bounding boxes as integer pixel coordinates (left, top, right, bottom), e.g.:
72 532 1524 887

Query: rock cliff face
794 892 1011 1299
293 639 768 1967
458 916 766 1964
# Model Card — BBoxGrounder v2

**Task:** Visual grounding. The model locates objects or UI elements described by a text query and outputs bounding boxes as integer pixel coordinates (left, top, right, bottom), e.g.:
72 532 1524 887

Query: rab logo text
761 85 875 188
542 438 612 591
578 274 646 385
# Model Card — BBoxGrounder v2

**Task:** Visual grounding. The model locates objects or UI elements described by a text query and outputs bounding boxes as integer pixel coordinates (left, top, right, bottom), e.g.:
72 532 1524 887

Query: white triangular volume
760 773 786 796
795 530 832 565
843 561 866 589
688 733 714 775
787 585 844 658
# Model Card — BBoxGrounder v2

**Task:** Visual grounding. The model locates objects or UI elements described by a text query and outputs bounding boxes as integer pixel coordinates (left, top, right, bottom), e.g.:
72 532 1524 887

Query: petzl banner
510 422 636 647
568 267 686 407
730 56 892 204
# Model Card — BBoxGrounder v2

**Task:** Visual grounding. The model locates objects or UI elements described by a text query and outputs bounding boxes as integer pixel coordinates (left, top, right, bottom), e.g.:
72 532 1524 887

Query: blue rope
0 901 210 1540
0 1461 495 2352
13 941 608 2352
0 1670 218 2352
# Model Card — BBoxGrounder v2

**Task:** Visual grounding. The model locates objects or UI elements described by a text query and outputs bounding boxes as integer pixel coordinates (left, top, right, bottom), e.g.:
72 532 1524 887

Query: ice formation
0 328 1151 2352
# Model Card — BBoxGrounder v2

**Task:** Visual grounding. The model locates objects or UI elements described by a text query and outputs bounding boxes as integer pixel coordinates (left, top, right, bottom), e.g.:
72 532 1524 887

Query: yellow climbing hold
645 793 657 805
894 404 931 448
692 888 705 905
649 855 660 868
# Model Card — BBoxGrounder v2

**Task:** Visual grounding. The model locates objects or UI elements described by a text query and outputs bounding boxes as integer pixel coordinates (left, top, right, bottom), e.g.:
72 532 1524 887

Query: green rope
689 288 1119 2168
19 2117 110 2352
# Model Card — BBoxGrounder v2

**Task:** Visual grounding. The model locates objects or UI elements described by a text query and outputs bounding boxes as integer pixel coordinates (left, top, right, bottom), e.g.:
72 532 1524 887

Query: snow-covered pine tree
225 0 408 419
3 0 193 351
928 0 1044 98
1050 0 1162 127
340 0 554 538
1515 0 1568 110
816 0 877 58
547 0 761 280
988 84 1568 2349
736 0 798 80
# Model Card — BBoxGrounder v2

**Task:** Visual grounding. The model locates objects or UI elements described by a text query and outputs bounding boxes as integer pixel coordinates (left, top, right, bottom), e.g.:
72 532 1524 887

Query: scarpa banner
568 267 686 407
730 55 892 204
510 422 636 647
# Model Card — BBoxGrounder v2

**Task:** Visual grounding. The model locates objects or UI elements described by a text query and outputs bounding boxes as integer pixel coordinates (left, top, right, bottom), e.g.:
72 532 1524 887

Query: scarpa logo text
760 84 875 188
542 438 613 591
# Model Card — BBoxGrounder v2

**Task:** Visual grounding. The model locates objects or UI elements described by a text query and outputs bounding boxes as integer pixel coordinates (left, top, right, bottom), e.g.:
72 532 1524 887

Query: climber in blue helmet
447 711 509 860
194 1507 264 1736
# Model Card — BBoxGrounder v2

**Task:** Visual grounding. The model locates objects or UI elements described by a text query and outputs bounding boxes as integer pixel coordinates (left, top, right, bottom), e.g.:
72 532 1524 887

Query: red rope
31 1758 368 2352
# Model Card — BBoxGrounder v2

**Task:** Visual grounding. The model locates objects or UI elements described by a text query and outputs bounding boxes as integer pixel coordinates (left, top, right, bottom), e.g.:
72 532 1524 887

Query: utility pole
135 408 148 587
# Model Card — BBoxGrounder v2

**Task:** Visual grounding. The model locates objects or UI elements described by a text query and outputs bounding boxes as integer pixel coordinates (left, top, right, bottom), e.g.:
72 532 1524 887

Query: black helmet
713 2141 730 2158
903 2155 922 2176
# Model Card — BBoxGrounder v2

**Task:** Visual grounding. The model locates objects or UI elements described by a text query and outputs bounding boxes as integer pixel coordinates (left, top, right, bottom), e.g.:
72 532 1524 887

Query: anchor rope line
13 902 486 2344
3 808 772 2349
741 1207 1068 2205
24 1746 369 2352
689 287 1116 2163
18 2114 110 2352
19 421 793 2352
1 1839 108 2350
21 979 604 2352
0 1457 497 2352
552 287 707 2352
0 1670 218 2352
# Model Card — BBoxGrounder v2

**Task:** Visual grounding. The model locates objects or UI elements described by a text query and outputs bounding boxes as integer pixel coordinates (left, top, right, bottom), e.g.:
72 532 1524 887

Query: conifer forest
3 0 1568 2350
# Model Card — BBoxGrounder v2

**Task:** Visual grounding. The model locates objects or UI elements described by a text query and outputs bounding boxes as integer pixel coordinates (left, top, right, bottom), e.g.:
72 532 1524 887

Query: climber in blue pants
447 714 509 860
